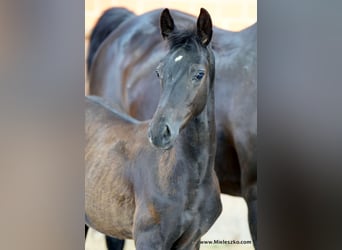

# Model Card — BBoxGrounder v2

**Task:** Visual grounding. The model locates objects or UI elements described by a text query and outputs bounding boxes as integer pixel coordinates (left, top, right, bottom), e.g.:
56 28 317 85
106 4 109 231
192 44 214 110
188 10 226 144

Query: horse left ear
160 8 175 39
197 8 212 46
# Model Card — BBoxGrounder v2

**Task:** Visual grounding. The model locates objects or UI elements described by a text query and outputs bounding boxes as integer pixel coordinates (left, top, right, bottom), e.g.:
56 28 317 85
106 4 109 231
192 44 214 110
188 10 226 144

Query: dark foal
87 7 257 248
85 8 222 249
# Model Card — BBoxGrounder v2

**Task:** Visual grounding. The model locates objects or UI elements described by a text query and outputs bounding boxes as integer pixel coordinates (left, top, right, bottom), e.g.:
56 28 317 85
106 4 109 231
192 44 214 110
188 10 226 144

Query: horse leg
133 208 174 249
85 224 88 239
105 235 125 250
244 183 257 249
238 142 257 249
134 230 164 250
172 237 201 250
194 240 200 250
85 226 124 250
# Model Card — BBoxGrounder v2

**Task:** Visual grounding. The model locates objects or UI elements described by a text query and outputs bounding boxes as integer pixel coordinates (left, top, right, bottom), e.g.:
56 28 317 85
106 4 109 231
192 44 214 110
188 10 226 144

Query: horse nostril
163 124 171 139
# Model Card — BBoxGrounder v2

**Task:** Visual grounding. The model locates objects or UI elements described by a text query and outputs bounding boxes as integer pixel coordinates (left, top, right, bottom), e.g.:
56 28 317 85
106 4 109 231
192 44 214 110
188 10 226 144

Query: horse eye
194 71 205 81
155 70 160 78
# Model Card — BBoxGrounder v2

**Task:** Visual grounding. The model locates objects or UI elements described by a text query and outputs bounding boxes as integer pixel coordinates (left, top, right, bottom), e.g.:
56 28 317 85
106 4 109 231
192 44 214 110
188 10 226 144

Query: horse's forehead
172 49 188 60
167 48 203 66
168 49 186 62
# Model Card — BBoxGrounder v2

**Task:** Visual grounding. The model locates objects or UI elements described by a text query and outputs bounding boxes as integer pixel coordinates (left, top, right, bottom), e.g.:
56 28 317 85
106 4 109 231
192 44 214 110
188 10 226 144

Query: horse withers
85 8 222 249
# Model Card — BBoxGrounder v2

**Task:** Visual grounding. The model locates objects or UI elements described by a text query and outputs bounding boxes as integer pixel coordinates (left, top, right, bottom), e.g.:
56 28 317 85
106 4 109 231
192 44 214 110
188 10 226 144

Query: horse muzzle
147 122 176 150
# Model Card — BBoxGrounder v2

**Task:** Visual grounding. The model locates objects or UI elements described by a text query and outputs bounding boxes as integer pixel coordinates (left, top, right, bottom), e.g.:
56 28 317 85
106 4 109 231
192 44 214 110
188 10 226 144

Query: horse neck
178 77 216 177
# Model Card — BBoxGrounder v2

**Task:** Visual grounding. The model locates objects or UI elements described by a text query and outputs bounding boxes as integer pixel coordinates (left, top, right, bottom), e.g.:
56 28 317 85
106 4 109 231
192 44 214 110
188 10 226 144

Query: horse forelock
167 29 203 50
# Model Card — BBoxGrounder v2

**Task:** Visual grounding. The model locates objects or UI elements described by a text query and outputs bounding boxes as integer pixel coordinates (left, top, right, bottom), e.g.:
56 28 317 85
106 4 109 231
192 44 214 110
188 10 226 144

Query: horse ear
197 8 213 46
160 9 175 39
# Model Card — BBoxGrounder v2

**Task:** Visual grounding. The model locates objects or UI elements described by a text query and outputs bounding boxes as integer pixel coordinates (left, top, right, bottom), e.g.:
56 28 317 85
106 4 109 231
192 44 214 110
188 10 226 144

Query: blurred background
85 1 256 249
85 0 257 35
85 0 257 67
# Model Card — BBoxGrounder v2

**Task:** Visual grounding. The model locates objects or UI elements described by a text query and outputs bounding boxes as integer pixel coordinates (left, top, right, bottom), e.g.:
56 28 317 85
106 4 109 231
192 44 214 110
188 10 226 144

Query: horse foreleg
245 184 257 249
105 235 125 250
134 229 165 250
85 226 125 250
85 224 89 239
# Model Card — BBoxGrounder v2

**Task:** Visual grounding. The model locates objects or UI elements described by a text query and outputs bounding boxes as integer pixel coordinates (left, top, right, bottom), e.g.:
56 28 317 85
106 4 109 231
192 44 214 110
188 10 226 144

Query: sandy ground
85 194 254 250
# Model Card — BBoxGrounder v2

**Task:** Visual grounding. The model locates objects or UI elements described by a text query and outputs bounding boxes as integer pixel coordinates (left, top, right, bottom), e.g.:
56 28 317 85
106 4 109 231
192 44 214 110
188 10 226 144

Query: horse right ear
197 8 212 46
160 9 175 39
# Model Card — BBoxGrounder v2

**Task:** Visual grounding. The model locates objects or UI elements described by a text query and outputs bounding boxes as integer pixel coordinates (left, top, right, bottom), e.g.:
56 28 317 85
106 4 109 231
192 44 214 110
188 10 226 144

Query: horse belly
85 175 135 239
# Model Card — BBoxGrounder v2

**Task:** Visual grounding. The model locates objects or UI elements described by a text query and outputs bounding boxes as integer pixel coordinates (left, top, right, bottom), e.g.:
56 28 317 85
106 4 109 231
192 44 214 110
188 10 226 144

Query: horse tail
87 7 135 73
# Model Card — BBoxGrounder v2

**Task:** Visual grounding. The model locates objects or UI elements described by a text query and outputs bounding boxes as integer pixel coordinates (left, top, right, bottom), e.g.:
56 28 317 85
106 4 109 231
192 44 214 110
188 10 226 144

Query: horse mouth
148 133 174 150
158 142 173 150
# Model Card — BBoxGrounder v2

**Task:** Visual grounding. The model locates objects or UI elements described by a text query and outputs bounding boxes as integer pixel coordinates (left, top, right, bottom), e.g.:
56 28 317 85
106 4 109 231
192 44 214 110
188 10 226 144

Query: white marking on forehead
174 55 183 62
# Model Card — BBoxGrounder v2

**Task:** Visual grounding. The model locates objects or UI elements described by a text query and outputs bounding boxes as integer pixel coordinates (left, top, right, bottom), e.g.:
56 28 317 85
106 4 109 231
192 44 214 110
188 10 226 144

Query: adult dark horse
85 7 135 250
88 7 257 248
86 8 222 249
86 7 135 73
